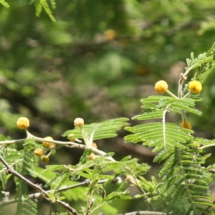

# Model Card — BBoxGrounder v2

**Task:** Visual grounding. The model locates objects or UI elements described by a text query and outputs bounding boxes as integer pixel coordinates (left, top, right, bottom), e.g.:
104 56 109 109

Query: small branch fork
178 67 193 123
0 154 78 215
178 70 190 99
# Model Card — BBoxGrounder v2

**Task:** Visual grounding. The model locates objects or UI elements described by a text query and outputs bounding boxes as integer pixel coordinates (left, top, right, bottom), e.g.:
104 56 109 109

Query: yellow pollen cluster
34 148 44 157
42 136 55 148
181 121 192 130
154 80 168 94
188 80 202 94
41 155 49 163
74 118 84 128
16 117 30 130
88 153 96 160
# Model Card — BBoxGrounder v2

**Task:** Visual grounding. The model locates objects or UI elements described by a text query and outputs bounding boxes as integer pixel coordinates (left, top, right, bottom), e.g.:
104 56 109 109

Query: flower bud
41 155 49 163
188 80 202 94
181 121 192 130
17 117 30 130
154 80 168 94
88 153 96 160
42 136 55 148
34 148 44 157
74 118 84 128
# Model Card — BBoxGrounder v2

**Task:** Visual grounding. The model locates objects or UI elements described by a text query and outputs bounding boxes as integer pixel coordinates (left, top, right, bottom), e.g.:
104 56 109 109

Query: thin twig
166 90 178 99
0 139 26 145
0 178 115 207
26 131 115 161
178 69 190 123
0 159 23 173
199 143 215 150
182 92 190 99
0 131 115 161
0 155 78 215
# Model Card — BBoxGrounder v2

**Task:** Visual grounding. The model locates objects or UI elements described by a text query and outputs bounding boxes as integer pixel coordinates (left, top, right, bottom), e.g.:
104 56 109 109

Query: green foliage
0 0 56 21
34 0 56 22
15 198 37 215
0 0 9 8
2 0 215 138
158 146 213 215
14 177 37 215
124 44 215 214
2 1 215 215
14 140 38 215
125 96 198 152
0 138 38 214
63 117 129 143
186 42 215 78
8 116 148 214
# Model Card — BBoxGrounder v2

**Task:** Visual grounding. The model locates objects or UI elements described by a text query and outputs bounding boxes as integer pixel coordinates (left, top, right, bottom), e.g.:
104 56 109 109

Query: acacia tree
1 41 215 214
1 1 215 215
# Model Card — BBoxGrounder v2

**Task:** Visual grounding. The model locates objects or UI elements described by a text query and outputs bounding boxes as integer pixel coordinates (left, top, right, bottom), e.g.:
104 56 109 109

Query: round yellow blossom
74 118 84 128
188 80 202 94
154 80 168 94
41 155 49 163
88 153 96 160
17 117 30 130
42 136 55 148
181 121 192 130
34 148 44 157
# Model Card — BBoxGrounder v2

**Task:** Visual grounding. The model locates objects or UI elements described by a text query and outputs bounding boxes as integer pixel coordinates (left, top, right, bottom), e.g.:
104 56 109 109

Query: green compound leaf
186 43 215 76
0 0 9 8
126 122 192 152
124 86 214 214
63 117 129 142
157 148 213 215
34 0 56 22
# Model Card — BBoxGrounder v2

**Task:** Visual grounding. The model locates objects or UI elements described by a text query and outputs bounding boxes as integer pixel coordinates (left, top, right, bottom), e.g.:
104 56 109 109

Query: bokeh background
1 0 215 214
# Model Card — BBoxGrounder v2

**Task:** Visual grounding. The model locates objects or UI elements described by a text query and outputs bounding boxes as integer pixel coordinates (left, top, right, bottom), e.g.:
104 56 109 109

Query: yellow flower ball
34 148 44 157
42 136 55 148
88 153 96 160
181 121 192 130
41 155 49 163
74 118 84 128
188 80 202 94
154 80 168 94
17 117 30 130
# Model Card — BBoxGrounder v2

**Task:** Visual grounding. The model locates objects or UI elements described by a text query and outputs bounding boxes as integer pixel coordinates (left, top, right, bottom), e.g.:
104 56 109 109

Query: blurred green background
1 0 215 214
